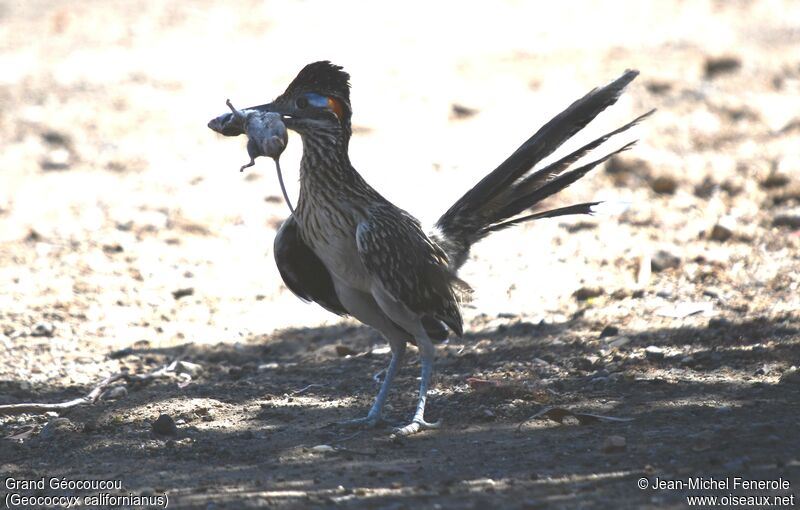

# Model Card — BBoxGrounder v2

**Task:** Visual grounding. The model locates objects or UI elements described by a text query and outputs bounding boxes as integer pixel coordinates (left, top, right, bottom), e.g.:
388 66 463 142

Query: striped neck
295 132 378 219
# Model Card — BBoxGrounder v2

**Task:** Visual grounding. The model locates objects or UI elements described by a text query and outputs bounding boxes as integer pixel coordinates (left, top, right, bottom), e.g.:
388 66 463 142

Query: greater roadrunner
209 61 652 435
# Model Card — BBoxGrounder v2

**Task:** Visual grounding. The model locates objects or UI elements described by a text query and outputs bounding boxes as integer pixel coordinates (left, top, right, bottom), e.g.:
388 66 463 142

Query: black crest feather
286 61 351 102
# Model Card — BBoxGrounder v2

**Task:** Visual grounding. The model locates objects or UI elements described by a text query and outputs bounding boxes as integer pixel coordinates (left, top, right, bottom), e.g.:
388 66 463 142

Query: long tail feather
481 201 602 234
493 109 655 220
488 140 637 226
433 70 648 269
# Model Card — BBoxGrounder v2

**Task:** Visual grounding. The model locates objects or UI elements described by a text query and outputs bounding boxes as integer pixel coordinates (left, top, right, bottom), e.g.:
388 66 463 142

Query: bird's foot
392 417 441 437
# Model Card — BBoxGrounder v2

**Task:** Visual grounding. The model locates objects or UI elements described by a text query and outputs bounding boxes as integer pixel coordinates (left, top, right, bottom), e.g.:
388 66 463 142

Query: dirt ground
1 1 800 508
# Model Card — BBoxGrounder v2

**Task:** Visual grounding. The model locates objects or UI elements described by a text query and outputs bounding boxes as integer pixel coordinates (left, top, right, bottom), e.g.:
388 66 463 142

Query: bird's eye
295 93 343 119
295 96 309 109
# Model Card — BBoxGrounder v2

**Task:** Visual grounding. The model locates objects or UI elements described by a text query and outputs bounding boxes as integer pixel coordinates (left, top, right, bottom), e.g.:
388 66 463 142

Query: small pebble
335 345 358 357
709 216 736 241
704 55 741 79
31 322 56 337
172 287 195 300
102 243 124 254
40 148 72 170
450 103 478 119
650 175 678 194
41 130 71 146
761 173 790 189
599 325 619 338
602 435 626 453
152 414 178 437
694 177 718 198
573 286 604 301
645 345 665 360
650 250 681 272
772 214 800 229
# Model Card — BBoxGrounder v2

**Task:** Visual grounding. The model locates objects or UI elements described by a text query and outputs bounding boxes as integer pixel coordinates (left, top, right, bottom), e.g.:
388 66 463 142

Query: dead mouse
225 99 288 171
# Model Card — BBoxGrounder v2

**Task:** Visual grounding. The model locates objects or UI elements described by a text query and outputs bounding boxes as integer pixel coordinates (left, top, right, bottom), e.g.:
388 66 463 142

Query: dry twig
0 360 187 416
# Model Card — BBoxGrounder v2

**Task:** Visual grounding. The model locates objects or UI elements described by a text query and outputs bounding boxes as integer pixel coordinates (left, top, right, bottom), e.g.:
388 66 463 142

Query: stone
31 322 56 337
650 175 678 194
651 250 681 272
645 345 665 360
573 286 604 301
709 215 736 241
773 214 800 229
40 148 72 170
152 414 178 437
704 56 741 79
602 435 626 453
172 288 195 300
599 325 619 338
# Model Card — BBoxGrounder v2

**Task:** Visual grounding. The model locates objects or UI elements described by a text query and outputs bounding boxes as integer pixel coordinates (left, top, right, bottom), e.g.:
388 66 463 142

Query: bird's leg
394 335 441 436
338 340 406 428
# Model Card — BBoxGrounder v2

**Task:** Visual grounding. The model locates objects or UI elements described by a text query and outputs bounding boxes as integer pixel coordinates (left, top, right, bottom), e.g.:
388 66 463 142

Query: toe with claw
393 417 441 437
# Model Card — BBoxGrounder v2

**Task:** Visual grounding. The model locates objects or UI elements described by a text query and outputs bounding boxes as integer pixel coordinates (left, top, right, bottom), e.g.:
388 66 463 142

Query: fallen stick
291 383 326 395
0 361 185 416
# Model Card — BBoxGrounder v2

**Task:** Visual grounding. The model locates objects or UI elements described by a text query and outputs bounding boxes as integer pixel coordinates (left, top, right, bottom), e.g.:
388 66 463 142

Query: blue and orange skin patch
326 97 344 120
305 93 344 121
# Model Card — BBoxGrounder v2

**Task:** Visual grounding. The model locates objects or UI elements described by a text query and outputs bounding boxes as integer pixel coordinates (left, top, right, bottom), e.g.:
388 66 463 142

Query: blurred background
1 0 798 383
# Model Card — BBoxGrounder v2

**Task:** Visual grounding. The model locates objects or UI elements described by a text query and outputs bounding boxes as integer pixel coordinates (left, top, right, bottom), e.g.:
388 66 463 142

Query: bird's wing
274 216 348 316
355 207 466 337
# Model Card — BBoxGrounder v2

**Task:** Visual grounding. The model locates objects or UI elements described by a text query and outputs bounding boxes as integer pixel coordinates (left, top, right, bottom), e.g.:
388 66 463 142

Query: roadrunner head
207 61 353 145
269 61 352 140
